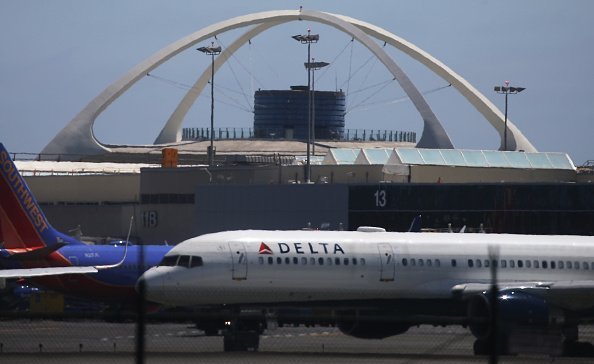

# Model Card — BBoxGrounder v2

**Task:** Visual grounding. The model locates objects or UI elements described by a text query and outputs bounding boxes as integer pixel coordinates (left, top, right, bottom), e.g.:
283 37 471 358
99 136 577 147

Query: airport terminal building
18 143 594 245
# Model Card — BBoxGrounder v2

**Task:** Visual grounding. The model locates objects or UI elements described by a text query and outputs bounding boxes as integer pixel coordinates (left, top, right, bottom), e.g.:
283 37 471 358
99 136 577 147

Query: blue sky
1 0 593 164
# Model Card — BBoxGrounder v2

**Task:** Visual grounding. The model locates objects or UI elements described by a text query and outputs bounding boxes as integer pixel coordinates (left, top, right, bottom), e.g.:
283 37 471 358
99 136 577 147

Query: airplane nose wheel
223 330 260 352
222 319 262 352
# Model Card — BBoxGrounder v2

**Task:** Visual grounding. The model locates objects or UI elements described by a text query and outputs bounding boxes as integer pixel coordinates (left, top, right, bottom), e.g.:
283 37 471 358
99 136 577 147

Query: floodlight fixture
291 29 321 183
197 41 222 166
494 81 526 151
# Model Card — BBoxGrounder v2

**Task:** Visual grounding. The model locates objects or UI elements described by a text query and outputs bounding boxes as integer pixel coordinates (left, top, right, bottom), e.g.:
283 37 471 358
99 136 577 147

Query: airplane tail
0 143 81 249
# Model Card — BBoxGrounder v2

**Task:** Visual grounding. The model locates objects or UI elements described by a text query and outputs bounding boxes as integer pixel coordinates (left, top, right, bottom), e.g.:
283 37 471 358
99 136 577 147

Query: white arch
155 10 452 148
331 12 535 152
42 9 535 155
154 22 281 144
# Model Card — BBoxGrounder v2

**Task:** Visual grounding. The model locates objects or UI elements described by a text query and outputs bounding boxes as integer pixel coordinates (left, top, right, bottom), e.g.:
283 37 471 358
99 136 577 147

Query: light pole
292 29 319 183
305 59 329 158
197 42 222 166
494 81 525 151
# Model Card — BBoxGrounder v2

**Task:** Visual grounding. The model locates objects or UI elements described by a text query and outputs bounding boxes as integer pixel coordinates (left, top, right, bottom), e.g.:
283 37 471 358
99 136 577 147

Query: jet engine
467 289 561 340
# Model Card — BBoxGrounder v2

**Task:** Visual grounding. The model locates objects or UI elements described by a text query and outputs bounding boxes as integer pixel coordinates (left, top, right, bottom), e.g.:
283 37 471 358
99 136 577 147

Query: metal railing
182 127 416 143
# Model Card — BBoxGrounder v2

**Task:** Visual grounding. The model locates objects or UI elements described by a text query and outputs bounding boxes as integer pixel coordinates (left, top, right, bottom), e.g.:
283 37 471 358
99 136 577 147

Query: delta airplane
0 143 171 302
140 228 594 355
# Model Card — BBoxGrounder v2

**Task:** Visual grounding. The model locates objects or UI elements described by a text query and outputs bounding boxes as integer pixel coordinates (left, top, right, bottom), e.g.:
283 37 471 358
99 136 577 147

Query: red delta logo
258 242 273 255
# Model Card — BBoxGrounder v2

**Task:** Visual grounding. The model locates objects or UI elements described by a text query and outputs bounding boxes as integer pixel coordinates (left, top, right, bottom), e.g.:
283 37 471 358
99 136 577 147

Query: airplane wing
0 218 132 278
452 281 594 311
0 266 99 278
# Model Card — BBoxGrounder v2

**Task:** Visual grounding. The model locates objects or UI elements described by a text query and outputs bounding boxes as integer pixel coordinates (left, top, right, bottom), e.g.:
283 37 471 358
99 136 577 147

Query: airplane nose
135 275 146 294
136 268 163 301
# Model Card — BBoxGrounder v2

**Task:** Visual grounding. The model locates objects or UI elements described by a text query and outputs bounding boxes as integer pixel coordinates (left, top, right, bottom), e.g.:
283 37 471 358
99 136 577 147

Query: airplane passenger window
352 258 357 265
542 261 548 269
526 260 531 268
344 258 349 266
518 260 523 268
190 256 203 268
558 261 564 269
435 259 440 267
159 255 179 266
327 257 333 266
301 257 307 265
533 260 539 269
501 260 507 268
335 258 341 265
268 257 273 264
467 259 473 268
509 260 515 268
567 261 572 269
476 259 482 268
591 262 594 270
402 258 408 266
285 257 290 265
550 261 556 269
484 260 490 268
411 259 416 266
293 257 298 265
178 255 190 268
451 259 457 267
310 257 316 265
583 262 589 270
426 259 432 267
360 258 366 266
575 261 580 270
418 259 424 267
277 257 282 264
318 257 324 265
258 257 264 265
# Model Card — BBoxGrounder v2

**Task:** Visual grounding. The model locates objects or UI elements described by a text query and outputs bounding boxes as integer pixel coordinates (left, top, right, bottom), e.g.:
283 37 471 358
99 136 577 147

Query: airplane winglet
95 216 133 270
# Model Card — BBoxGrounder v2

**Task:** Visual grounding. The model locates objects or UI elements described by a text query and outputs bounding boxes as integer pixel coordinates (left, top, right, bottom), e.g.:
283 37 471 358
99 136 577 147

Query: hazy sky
1 0 593 164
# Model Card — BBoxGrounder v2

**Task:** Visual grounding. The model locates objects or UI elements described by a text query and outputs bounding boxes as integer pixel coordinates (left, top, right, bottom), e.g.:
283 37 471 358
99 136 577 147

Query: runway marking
99 328 341 345
262 331 340 340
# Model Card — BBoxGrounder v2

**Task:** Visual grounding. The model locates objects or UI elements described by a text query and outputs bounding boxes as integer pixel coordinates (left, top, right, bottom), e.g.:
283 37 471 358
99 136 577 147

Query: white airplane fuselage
141 230 594 310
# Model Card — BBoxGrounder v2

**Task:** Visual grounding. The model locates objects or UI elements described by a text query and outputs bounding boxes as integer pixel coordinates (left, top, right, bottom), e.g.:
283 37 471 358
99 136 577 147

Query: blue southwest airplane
0 143 171 302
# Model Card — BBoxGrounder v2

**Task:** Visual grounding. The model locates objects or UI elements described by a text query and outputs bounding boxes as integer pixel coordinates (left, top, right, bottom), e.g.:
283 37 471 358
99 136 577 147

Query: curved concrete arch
42 9 535 155
43 9 455 155
155 9 453 148
154 22 282 144
330 12 536 152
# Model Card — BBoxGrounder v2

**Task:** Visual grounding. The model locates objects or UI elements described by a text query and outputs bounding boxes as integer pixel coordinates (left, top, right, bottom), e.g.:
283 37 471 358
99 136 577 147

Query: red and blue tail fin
0 143 81 249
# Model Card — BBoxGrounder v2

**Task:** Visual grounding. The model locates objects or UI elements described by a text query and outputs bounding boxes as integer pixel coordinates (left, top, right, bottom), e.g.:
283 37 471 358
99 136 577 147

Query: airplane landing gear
222 318 264 352
562 341 594 357
223 330 260 352
560 326 594 357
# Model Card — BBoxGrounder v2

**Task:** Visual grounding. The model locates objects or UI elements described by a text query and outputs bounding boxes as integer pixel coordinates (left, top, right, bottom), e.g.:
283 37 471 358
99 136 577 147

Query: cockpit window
159 254 203 268
190 256 203 268
160 255 179 266
178 255 190 268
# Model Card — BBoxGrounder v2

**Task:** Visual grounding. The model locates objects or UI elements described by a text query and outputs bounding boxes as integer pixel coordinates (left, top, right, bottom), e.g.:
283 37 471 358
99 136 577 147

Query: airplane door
377 243 395 282
229 242 247 280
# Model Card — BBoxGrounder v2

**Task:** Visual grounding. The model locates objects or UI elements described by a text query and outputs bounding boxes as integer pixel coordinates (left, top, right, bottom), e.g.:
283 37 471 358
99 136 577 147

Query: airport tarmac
1 320 594 363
